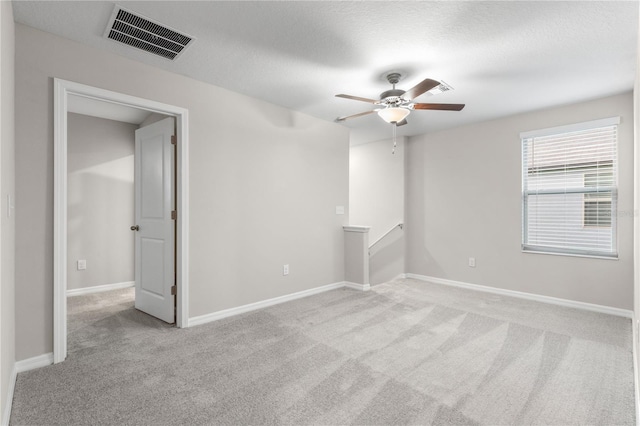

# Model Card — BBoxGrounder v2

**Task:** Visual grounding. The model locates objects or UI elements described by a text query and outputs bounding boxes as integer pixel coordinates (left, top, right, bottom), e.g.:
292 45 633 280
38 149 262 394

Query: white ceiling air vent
104 5 194 61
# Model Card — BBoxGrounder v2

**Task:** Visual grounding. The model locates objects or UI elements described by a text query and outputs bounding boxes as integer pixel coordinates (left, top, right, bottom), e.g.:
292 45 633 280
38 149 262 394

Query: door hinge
171 285 177 296
171 135 177 145
171 210 177 220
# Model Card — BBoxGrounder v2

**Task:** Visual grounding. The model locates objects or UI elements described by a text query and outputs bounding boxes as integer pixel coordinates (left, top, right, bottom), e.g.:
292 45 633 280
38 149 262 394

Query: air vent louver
105 6 194 61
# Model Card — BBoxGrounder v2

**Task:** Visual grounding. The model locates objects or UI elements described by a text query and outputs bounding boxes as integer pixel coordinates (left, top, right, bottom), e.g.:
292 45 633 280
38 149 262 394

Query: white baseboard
2 352 54 426
67 281 134 297
15 353 54 373
405 273 633 319
344 282 371 291
1 364 16 426
188 281 369 327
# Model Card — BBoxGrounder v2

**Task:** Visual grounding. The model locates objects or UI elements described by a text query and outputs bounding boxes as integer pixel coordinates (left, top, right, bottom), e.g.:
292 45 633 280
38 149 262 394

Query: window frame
520 117 620 259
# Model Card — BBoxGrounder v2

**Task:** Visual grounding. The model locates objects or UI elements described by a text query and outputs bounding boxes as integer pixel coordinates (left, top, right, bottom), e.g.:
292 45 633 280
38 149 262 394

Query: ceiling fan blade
402 78 441 100
396 119 408 126
336 110 376 122
413 103 466 111
336 94 378 104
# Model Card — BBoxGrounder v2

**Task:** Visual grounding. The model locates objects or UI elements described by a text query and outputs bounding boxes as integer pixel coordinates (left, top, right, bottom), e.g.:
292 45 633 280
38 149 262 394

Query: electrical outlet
283 264 289 276
468 257 476 268
335 206 345 215
77 259 87 270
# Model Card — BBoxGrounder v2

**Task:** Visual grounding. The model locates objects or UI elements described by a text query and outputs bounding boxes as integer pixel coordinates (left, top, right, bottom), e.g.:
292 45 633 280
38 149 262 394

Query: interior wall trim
66 281 135 297
15 353 53 373
406 273 633 318
631 313 640 425
344 282 371 291
633 314 639 426
188 281 367 328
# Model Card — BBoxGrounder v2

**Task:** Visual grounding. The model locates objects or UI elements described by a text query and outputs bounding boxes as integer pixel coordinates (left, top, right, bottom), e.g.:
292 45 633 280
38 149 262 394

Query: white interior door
133 117 175 323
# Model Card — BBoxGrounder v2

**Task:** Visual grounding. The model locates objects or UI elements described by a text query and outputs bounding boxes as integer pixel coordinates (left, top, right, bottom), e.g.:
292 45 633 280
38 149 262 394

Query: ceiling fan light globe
378 107 410 124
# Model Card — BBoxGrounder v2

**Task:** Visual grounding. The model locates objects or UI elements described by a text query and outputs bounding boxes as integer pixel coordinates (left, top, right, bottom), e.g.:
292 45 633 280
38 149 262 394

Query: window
583 172 612 228
521 117 619 258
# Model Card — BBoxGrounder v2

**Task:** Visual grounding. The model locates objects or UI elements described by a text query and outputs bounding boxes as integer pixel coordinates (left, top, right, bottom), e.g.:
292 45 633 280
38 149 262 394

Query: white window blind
521 117 619 258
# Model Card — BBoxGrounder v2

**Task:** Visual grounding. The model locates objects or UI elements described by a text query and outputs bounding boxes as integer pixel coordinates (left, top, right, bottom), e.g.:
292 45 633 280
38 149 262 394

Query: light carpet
10 278 635 425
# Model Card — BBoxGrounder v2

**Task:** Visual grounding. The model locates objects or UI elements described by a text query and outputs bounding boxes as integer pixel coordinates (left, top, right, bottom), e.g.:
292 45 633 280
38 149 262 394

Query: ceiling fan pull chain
392 123 397 155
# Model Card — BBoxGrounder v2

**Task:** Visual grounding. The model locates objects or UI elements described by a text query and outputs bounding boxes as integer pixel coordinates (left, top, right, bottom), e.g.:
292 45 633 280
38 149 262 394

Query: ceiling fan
335 72 465 126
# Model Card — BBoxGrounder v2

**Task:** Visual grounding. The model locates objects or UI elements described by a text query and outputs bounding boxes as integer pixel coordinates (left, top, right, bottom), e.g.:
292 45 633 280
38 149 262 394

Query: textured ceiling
12 1 639 144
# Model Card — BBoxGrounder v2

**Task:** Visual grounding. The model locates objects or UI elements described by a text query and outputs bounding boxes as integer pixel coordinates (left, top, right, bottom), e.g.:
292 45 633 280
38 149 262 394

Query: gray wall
15 24 349 361
406 92 634 310
0 0 15 421
67 113 136 291
349 137 405 284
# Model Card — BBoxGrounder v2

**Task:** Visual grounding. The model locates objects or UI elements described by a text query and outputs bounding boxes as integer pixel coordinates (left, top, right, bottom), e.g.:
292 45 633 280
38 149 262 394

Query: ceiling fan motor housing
380 72 407 106
380 89 405 106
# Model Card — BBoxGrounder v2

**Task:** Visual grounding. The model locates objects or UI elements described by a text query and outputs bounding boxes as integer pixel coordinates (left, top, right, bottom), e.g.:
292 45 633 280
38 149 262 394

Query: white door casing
134 117 175 323
54 78 189 364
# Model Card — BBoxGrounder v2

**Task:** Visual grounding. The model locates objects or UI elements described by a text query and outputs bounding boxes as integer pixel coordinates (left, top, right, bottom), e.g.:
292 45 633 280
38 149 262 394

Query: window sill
522 249 618 261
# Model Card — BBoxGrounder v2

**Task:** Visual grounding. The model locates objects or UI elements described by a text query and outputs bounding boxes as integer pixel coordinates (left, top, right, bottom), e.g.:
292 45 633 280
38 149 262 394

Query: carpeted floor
10 278 636 425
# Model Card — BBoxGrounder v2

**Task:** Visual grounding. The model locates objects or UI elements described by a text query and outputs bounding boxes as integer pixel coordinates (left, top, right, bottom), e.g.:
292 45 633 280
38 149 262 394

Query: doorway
66 111 174 321
53 79 190 363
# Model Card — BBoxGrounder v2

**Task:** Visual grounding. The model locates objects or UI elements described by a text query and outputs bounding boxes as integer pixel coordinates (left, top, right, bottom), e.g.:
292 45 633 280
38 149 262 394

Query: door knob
130 225 139 231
